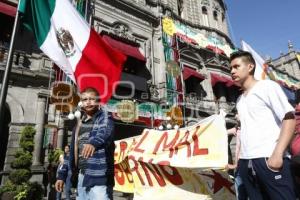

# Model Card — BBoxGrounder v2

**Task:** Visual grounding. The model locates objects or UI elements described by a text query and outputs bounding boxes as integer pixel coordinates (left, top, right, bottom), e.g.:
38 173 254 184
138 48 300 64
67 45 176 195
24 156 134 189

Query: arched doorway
0 104 11 171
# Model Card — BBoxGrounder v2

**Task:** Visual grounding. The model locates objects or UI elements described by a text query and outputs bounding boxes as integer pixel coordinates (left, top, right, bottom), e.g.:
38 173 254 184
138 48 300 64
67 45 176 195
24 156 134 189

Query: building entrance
0 105 11 171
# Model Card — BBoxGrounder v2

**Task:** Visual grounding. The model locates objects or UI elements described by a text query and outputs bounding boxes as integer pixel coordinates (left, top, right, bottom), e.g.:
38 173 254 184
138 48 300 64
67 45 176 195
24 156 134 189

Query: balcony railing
0 45 52 71
0 45 27 68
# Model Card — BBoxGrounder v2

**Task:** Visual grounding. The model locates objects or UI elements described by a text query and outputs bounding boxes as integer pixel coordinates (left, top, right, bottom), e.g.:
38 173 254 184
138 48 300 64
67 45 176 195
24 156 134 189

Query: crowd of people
52 51 300 200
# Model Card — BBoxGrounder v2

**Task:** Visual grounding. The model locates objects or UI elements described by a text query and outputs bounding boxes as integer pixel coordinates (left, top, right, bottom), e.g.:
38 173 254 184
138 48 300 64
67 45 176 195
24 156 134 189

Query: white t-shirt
236 80 294 159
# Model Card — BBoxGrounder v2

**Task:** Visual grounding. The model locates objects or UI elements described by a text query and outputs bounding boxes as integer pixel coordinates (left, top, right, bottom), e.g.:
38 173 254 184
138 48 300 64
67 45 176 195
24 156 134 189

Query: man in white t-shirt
230 51 296 200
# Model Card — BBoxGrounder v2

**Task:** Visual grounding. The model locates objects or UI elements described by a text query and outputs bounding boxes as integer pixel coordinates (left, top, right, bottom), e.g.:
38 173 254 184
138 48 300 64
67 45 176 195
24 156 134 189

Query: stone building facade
270 42 300 79
267 41 300 104
0 0 239 195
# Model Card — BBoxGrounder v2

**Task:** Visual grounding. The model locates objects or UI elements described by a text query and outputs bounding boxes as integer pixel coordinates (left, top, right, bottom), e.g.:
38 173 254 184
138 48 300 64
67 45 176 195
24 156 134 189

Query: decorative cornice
268 64 300 81
146 0 226 11
145 0 158 6
161 7 234 48
99 0 159 27
9 122 35 126
95 0 233 47
201 0 210 6
38 89 50 98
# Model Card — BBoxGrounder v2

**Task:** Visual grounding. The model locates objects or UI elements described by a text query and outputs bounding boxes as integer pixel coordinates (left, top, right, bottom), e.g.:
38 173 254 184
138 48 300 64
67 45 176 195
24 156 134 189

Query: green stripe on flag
19 0 56 46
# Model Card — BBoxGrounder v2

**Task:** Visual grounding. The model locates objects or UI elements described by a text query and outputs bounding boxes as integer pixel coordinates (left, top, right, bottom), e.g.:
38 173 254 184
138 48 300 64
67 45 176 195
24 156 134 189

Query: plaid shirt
57 109 115 188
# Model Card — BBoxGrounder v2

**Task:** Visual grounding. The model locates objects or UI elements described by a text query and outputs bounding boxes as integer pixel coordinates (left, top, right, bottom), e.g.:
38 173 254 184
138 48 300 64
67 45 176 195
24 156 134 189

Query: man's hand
227 127 237 136
55 180 64 192
267 154 283 172
82 144 95 159
225 163 237 171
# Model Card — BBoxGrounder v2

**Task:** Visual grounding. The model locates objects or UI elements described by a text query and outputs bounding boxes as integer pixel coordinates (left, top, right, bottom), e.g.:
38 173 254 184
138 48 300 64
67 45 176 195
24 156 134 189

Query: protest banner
114 114 235 199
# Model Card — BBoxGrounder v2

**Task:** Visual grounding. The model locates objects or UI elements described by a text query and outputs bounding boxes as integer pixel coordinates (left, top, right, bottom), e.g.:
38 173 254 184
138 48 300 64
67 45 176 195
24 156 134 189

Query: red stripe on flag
74 29 127 103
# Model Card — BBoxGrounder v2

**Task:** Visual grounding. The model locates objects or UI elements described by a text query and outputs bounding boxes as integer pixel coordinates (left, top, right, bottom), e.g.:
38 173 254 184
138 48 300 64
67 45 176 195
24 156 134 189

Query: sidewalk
44 191 133 200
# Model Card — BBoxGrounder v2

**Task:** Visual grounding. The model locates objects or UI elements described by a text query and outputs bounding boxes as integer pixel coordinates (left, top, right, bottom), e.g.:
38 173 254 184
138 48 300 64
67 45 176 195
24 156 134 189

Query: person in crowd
63 145 72 200
229 51 296 200
227 114 248 200
55 87 115 200
290 153 300 198
56 154 65 200
290 109 300 198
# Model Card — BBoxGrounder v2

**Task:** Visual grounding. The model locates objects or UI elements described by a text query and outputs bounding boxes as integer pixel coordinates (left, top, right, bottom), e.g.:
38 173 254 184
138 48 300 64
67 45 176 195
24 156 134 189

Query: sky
225 0 300 59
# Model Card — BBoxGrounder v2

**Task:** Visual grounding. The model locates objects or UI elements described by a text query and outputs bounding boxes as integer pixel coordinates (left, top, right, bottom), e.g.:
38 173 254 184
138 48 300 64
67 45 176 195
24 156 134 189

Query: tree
0 126 43 200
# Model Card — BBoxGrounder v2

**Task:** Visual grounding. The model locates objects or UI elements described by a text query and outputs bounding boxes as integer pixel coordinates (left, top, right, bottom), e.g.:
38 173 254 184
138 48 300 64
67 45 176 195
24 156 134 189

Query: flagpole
85 0 88 20
0 2 21 131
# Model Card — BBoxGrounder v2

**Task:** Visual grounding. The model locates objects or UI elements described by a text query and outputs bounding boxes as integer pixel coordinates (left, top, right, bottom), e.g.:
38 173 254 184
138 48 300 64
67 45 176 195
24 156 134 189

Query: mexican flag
18 0 127 103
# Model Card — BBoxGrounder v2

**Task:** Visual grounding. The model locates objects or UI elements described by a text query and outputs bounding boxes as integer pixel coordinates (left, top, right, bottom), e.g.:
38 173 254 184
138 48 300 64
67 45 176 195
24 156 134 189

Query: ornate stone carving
149 83 159 99
111 23 137 42
212 2 221 11
201 0 210 6
97 1 152 26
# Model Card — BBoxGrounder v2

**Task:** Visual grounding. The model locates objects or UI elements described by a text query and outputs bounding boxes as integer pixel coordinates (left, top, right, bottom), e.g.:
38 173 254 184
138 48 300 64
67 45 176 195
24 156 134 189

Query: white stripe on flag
41 0 91 81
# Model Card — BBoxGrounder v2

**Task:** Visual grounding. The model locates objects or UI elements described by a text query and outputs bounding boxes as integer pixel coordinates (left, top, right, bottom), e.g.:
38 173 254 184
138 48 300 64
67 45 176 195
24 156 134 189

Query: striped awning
210 72 234 87
0 2 16 17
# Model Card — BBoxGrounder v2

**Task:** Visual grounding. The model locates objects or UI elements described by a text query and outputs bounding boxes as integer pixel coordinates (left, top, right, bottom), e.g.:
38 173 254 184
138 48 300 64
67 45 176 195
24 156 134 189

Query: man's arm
265 81 296 170
82 113 114 158
268 112 296 170
88 116 114 148
227 129 241 170
234 130 241 165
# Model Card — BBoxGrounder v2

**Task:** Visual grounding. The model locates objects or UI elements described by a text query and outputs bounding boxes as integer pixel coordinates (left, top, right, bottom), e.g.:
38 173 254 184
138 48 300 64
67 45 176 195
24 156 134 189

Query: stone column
47 104 56 122
56 116 64 150
33 97 46 166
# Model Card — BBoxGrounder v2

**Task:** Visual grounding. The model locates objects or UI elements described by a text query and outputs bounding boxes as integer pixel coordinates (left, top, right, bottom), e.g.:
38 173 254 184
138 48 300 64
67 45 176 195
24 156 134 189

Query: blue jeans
56 192 62 200
77 173 113 200
238 158 296 200
65 171 72 200
234 169 248 200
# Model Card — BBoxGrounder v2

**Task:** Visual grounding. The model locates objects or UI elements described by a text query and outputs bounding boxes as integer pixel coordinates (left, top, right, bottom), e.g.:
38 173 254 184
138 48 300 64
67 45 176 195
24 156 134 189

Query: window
202 6 208 14
202 6 209 26
213 10 218 29
222 13 225 22
183 66 206 100
213 10 218 21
